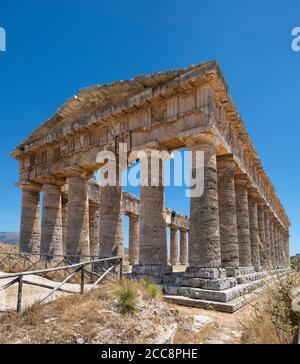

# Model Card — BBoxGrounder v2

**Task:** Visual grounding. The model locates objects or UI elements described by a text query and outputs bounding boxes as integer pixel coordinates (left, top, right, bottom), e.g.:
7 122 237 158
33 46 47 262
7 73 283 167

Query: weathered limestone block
66 175 90 260
234 174 252 268
217 156 239 269
19 183 41 254
188 134 221 269
176 277 237 291
128 213 139 265
248 189 261 270
99 186 124 258
89 202 100 257
138 152 168 266
179 229 188 265
170 225 179 265
40 182 63 257
184 267 227 279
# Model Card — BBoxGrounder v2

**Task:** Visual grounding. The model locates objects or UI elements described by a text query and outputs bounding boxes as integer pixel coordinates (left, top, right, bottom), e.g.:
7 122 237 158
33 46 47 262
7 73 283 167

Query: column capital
36 176 66 187
63 166 94 180
16 180 42 192
248 187 259 199
257 197 267 208
217 154 236 169
185 131 220 148
125 211 139 219
234 173 249 187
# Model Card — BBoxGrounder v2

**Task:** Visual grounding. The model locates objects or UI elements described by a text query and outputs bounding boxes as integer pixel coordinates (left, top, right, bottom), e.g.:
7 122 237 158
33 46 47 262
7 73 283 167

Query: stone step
164 287 264 313
164 277 266 303
175 276 237 291
164 272 287 305
237 271 269 284
237 268 291 284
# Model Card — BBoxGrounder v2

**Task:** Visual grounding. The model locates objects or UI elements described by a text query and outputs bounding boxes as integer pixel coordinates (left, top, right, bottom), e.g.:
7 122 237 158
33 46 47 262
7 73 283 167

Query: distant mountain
0 232 19 245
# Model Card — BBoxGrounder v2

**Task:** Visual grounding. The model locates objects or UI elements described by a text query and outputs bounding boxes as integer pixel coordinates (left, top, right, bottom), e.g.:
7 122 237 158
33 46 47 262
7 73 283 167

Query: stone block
185 267 227 279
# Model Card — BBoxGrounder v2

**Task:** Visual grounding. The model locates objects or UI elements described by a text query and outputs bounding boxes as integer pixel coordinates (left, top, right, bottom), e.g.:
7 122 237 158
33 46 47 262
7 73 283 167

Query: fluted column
170 225 179 265
40 181 64 257
264 210 271 267
257 201 266 264
138 150 168 266
61 193 68 255
273 222 279 268
234 174 252 268
248 189 261 270
99 185 124 258
66 173 90 260
189 134 221 269
278 228 283 268
180 229 188 265
285 232 290 268
217 155 239 270
269 216 275 269
128 213 139 265
18 182 41 254
89 202 100 257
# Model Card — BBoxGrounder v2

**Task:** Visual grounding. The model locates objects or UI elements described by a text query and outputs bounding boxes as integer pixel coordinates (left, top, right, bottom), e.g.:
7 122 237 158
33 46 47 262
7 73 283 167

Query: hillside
0 232 19 244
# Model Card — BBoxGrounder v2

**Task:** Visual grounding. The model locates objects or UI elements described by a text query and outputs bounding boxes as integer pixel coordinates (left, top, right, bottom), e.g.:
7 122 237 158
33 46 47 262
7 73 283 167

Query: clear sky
0 0 299 255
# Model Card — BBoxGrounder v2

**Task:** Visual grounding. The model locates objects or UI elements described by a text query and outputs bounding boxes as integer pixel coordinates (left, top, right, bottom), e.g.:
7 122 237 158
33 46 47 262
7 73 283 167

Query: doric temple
11 61 291 312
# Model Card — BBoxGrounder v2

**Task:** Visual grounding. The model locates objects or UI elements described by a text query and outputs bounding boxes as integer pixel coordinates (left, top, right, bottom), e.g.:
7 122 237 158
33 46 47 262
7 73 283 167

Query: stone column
285 232 290 268
66 173 90 261
89 202 100 258
170 225 179 265
136 150 169 272
269 216 275 268
40 181 64 257
248 189 261 270
264 210 271 268
273 222 279 268
18 182 41 254
278 228 283 268
61 193 68 255
99 186 124 258
188 133 221 270
257 201 266 264
234 174 252 268
179 229 188 265
217 155 239 272
128 213 139 265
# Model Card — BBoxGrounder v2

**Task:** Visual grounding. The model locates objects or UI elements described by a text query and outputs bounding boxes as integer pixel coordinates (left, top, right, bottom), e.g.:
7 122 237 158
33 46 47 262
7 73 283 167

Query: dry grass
240 272 300 344
0 279 184 344
0 243 18 254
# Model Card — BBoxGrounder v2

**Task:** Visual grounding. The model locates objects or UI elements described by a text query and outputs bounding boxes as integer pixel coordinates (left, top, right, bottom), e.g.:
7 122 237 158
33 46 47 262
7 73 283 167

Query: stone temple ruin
11 61 291 312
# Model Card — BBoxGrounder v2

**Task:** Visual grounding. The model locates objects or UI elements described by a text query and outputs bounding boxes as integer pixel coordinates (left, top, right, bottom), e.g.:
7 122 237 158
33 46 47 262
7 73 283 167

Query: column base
225 266 255 277
185 267 227 279
131 264 173 283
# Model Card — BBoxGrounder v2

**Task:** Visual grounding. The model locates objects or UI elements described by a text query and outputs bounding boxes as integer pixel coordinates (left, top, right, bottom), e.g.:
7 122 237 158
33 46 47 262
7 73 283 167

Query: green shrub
140 279 161 298
116 281 138 315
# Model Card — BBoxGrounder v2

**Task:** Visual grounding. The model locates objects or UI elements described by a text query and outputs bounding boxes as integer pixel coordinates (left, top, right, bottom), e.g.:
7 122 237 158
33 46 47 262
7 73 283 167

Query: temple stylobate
11 61 291 312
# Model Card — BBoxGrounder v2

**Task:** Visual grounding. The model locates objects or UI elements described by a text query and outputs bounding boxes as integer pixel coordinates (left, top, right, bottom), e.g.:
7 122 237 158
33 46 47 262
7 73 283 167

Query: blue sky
0 0 299 255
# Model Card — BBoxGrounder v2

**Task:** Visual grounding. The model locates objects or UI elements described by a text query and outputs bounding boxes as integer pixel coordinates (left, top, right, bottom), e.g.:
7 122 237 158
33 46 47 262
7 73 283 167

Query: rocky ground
0 277 254 344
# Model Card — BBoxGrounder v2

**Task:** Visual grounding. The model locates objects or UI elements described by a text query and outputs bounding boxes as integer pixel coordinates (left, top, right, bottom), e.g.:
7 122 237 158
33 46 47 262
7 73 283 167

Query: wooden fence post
17 275 23 313
120 258 123 282
80 265 85 294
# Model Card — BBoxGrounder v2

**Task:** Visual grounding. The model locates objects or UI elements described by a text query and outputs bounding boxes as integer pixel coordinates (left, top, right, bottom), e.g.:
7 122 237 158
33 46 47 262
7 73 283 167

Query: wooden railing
0 256 123 312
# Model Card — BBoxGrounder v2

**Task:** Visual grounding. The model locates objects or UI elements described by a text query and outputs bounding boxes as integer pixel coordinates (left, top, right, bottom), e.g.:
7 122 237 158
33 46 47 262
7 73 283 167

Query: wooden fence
0 256 123 312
